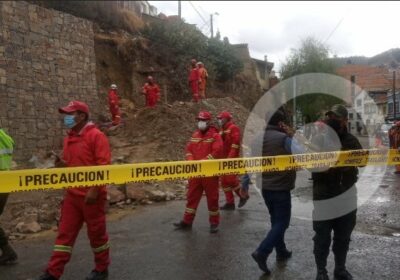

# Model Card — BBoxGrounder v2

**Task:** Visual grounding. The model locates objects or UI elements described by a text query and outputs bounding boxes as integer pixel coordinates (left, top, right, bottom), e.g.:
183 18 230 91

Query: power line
323 15 345 43
188 1 209 26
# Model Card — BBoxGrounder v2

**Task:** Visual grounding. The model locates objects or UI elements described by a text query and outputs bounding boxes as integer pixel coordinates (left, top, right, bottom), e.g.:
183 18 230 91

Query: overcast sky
149 1 400 71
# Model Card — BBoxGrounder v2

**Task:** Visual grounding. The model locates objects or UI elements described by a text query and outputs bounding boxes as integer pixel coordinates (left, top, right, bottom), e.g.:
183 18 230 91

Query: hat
59 101 89 114
196 111 212 121
325 104 348 118
217 111 232 120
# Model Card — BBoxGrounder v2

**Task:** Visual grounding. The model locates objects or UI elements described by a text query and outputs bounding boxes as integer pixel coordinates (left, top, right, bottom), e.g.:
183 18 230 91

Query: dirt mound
108 97 250 163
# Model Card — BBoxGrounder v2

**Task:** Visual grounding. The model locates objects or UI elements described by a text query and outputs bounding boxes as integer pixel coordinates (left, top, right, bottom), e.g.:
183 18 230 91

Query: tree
280 37 342 122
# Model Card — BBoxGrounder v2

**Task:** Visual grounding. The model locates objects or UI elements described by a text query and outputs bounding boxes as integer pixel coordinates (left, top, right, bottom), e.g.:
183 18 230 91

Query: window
389 103 394 114
357 113 362 120
349 113 354 120
356 99 362 107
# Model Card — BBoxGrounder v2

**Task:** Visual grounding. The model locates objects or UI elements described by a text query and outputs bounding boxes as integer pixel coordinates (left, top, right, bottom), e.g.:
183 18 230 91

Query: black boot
316 269 330 280
210 224 219 234
251 251 271 274
36 272 58 280
334 268 353 280
173 221 192 230
220 203 235 210
0 244 18 265
276 248 292 262
86 270 108 280
237 196 249 208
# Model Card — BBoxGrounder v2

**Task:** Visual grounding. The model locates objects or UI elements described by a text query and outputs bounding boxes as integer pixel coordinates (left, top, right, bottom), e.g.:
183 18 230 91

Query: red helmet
217 111 232 120
196 111 212 121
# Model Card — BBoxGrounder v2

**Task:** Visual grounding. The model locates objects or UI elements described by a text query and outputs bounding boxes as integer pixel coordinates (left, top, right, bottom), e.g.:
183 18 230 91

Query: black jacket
312 130 362 200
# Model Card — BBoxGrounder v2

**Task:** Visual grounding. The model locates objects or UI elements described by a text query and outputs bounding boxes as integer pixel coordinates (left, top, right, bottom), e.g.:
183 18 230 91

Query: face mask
64 115 76 129
217 119 224 127
198 121 208 131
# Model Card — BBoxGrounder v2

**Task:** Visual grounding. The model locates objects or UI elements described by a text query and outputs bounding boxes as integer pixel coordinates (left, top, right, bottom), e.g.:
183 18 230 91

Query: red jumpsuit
184 126 223 226
108 89 121 125
46 123 111 278
220 121 242 204
142 82 160 108
198 67 208 99
189 67 200 102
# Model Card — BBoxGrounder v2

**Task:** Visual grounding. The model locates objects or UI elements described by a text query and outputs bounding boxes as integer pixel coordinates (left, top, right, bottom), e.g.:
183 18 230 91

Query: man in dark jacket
312 104 362 280
251 110 302 275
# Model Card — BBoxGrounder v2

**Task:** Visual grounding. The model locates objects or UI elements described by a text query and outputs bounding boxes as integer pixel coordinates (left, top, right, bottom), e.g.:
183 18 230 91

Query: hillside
333 48 400 68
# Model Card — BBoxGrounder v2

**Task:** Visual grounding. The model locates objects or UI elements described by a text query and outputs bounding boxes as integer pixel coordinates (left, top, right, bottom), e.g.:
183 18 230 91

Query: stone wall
0 1 100 161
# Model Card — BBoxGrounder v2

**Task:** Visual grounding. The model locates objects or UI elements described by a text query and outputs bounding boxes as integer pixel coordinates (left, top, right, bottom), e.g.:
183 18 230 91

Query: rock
23 213 39 223
107 185 126 204
147 190 167 202
38 210 57 224
165 191 176 201
16 221 41 233
126 185 146 201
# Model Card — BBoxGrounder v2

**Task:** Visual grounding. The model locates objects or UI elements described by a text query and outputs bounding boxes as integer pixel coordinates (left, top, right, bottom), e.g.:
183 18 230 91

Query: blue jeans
257 190 291 256
241 174 251 191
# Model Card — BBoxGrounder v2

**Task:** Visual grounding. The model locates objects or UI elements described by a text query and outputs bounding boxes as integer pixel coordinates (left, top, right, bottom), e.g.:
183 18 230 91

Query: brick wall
0 1 100 161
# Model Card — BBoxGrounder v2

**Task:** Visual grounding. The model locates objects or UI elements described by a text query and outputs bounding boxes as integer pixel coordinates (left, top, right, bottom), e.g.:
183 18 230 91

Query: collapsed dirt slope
108 97 250 164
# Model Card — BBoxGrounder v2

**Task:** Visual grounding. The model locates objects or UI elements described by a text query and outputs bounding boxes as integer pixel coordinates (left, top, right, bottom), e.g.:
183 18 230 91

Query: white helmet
110 84 117 89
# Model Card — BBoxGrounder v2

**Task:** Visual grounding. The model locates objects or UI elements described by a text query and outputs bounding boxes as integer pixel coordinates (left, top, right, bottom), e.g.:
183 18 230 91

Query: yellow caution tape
0 149 398 193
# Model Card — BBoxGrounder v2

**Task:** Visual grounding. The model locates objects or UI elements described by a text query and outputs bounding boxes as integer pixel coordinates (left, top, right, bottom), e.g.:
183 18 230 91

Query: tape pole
0 149 399 193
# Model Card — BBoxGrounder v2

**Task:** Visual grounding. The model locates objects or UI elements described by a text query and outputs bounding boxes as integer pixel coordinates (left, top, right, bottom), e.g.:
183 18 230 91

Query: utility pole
210 13 214 38
178 1 181 19
293 76 297 127
393 70 397 120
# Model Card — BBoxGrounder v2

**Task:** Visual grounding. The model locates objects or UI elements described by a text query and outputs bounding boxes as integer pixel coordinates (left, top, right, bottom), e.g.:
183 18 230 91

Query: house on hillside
252 56 274 91
115 1 158 16
231 44 277 92
337 64 400 133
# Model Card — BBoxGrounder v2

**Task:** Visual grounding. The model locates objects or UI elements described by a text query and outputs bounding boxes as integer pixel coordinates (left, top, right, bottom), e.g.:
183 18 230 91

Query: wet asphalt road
1 165 399 280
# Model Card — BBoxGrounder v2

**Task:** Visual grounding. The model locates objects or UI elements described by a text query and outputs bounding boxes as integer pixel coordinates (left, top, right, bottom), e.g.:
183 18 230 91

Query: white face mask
217 119 224 127
198 121 208 131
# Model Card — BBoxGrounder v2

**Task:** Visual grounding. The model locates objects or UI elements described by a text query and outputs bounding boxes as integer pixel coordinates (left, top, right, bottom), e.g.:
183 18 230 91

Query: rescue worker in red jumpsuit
37 101 111 280
174 111 223 233
108 84 121 126
217 111 249 210
142 76 160 108
188 59 201 103
197 62 208 99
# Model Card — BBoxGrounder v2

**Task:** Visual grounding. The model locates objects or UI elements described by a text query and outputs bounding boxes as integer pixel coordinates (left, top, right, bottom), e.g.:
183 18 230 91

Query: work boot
36 272 58 280
0 244 18 265
237 196 249 208
276 249 292 262
86 270 108 280
316 269 330 280
334 268 353 280
220 203 235 210
173 221 192 230
210 224 219 234
251 251 270 274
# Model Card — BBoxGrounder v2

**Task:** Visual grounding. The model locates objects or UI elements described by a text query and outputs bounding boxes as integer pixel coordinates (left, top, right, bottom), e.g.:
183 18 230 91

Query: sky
149 1 400 72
